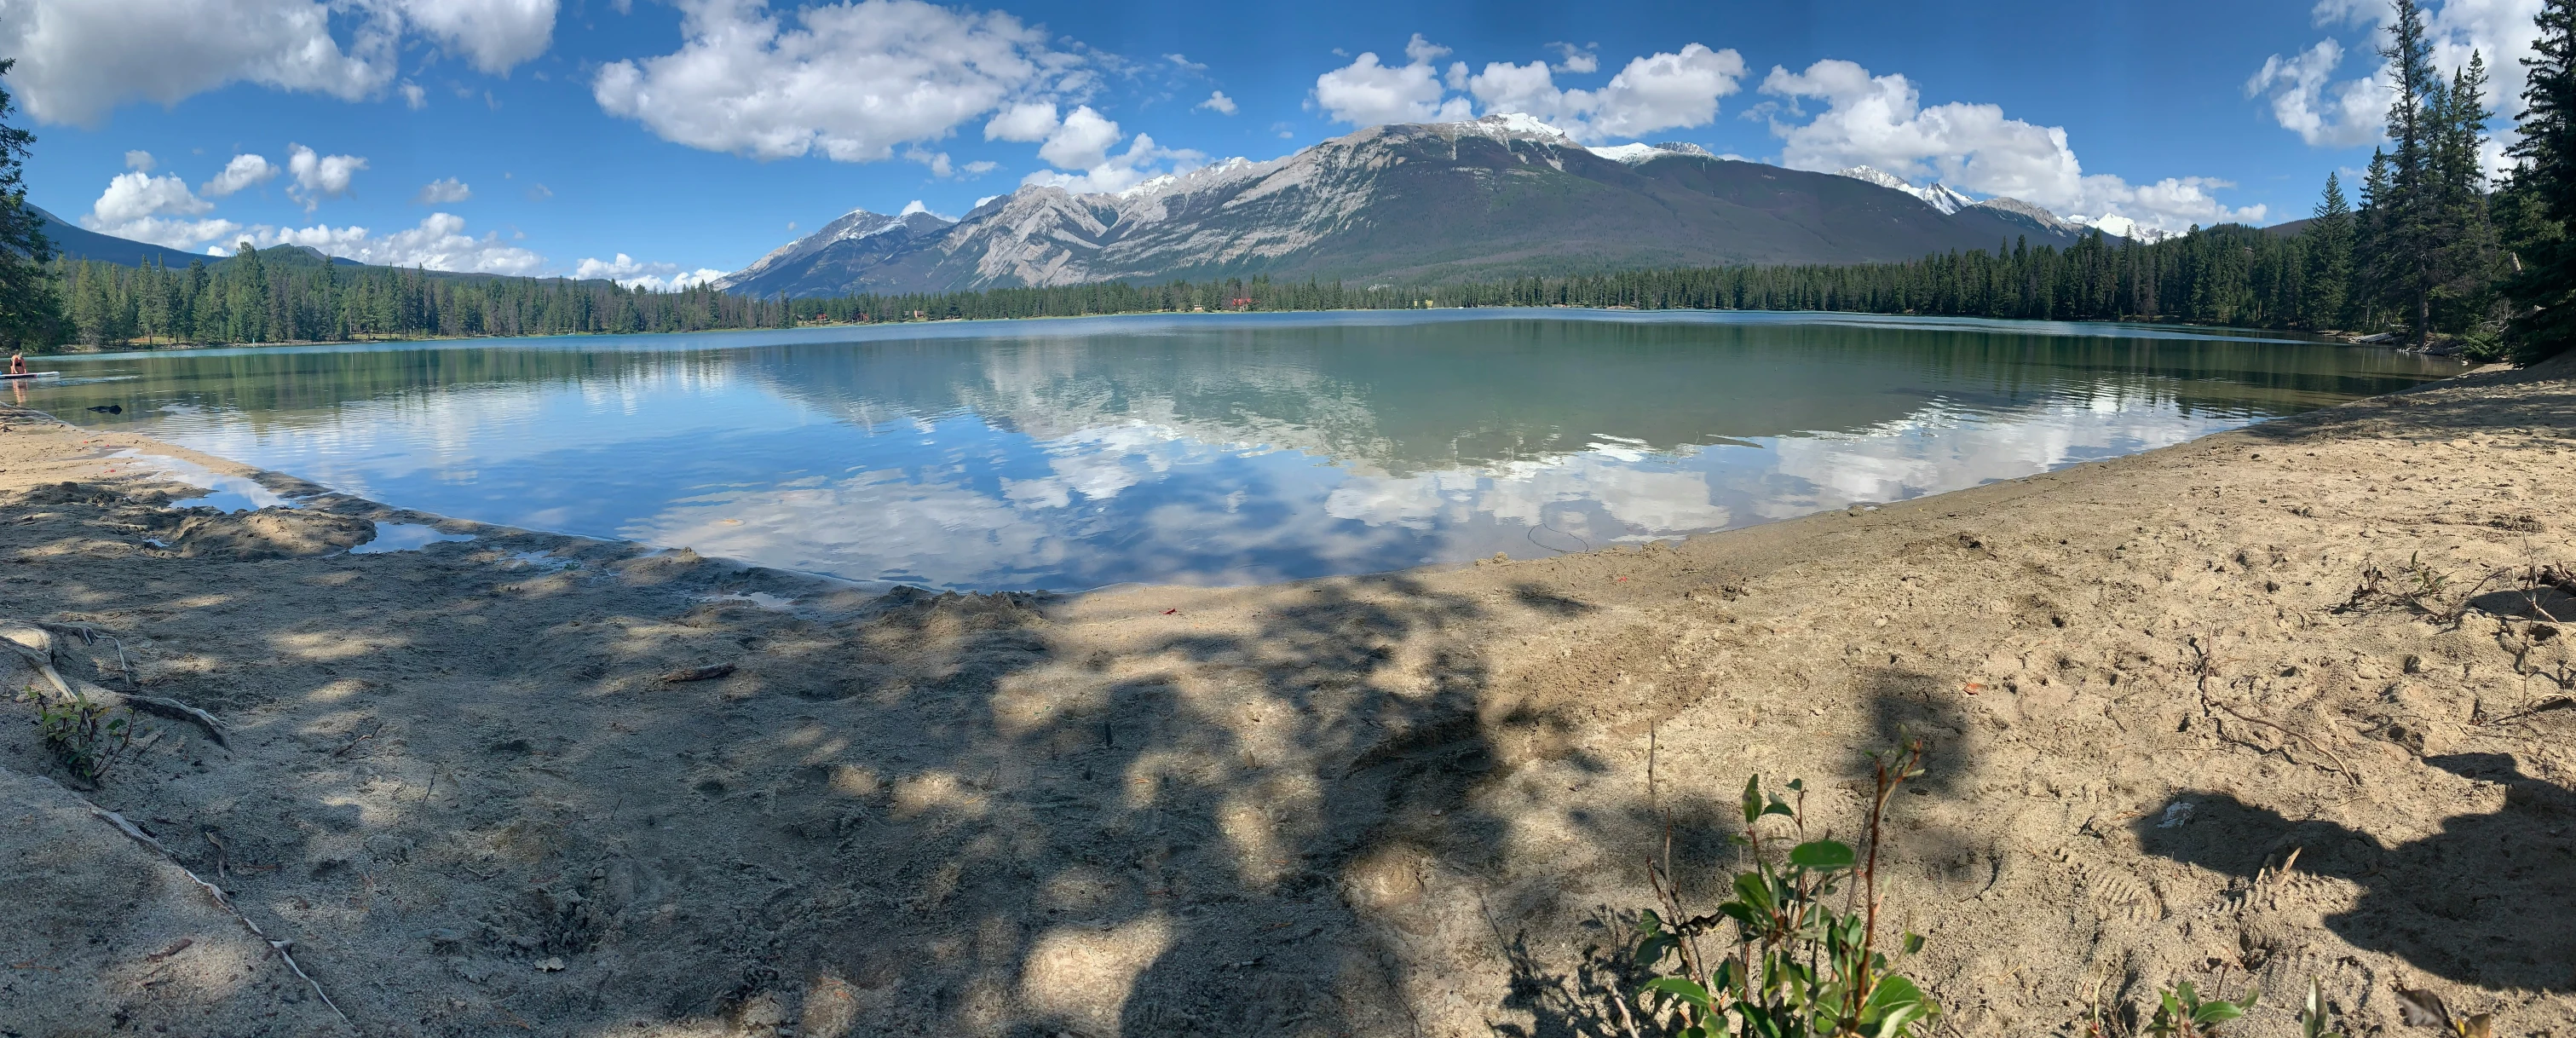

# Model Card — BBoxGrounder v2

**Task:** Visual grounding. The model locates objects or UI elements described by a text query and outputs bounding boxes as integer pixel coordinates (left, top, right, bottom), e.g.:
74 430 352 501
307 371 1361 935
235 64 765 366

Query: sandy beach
1 354 2571 1038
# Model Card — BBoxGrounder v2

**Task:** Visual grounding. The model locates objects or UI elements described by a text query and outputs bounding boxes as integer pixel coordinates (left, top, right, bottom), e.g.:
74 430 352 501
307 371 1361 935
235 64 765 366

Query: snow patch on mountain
2066 212 2175 243
1449 112 1578 141
1832 166 1977 215
1967 197 2078 232
1587 141 1719 164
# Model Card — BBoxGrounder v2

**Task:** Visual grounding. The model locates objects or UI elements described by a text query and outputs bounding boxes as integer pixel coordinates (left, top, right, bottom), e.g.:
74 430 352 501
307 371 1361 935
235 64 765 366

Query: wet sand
1 355 2572 1037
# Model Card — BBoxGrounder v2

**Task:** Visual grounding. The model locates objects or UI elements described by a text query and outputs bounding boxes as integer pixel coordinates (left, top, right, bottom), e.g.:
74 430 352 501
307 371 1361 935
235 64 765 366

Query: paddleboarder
6 353 21 376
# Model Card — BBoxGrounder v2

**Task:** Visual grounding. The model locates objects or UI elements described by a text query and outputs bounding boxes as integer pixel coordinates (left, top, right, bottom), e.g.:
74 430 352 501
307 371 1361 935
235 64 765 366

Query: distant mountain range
32 205 544 283
33 205 230 268
716 114 2110 299
36 114 2235 297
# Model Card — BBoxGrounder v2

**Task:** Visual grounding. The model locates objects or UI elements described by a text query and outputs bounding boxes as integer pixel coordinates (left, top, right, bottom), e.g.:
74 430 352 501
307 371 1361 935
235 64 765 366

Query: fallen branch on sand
24 769 353 1031
2 620 227 747
660 662 735 683
2187 635 2359 784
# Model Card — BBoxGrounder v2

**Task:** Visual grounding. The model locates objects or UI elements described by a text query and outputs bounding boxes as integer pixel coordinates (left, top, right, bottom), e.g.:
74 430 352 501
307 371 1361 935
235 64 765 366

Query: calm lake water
28 310 2464 591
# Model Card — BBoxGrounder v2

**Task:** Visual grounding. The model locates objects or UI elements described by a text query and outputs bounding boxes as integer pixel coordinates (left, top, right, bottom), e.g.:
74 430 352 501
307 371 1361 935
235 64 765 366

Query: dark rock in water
86 404 121 414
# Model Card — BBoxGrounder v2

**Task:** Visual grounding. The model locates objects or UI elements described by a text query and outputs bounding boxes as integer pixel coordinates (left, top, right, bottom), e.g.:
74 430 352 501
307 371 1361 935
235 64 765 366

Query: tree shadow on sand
2135 753 2576 992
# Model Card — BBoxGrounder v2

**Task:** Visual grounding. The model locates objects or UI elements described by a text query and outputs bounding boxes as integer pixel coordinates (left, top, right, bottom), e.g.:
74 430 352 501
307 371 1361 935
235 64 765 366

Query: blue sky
0 0 2544 286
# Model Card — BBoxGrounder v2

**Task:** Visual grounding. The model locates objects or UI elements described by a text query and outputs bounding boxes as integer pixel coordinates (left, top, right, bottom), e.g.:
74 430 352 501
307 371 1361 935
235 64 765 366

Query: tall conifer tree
2366 0 2445 342
0 60 63 350
2305 174 2356 329
2506 0 2576 361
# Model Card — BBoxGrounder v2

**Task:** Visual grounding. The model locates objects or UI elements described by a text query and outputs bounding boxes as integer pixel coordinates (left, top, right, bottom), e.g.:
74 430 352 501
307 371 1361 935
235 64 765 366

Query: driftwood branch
3 620 227 747
24 770 353 1032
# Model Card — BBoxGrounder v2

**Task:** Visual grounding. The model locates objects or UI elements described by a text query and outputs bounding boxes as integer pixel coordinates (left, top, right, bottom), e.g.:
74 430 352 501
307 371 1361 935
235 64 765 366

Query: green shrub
35 691 132 784
1633 739 1938 1037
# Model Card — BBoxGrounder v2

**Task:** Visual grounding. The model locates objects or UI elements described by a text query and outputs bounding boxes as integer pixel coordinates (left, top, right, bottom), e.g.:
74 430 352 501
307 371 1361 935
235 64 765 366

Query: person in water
6 353 22 376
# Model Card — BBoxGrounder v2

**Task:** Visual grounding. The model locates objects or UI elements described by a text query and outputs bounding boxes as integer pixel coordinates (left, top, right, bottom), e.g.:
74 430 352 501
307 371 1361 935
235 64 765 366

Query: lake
26 309 2465 592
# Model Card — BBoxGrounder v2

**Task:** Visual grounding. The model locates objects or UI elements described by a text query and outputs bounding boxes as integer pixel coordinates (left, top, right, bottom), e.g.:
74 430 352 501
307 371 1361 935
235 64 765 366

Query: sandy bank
1 358 2572 1037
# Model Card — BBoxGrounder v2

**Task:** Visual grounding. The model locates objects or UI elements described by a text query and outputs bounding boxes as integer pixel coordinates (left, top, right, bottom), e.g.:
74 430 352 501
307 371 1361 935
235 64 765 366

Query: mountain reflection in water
35 310 2464 591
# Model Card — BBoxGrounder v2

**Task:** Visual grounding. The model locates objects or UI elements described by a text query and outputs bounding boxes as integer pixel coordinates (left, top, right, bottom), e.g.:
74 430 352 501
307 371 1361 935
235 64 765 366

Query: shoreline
2 357 2571 1036
32 301 2377 359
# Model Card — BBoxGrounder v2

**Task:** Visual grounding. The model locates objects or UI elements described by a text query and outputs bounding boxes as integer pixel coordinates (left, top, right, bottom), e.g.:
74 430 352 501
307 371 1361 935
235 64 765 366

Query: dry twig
39 774 353 1031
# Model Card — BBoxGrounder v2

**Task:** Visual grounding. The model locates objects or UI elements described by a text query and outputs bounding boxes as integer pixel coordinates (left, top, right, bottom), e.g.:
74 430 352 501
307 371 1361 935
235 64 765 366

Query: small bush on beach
2140 977 2261 1037
1632 738 1938 1037
32 690 132 785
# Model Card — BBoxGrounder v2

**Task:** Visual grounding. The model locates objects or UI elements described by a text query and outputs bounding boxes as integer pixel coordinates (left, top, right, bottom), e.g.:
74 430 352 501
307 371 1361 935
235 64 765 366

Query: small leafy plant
2141 977 2259 1037
1633 738 1937 1037
36 691 133 785
2300 978 2347 1038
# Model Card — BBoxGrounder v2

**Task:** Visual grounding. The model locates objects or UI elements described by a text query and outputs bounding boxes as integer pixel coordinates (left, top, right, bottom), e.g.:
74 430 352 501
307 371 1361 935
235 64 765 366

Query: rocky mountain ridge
707 113 2116 297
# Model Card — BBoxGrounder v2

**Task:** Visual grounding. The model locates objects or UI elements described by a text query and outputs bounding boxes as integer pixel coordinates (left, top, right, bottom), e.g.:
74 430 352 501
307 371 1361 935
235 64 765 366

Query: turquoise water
26 309 2464 591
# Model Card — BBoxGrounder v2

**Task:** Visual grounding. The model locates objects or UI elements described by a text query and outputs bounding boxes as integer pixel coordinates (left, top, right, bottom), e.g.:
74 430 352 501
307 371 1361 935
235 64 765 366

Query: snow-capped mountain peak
1832 166 1976 216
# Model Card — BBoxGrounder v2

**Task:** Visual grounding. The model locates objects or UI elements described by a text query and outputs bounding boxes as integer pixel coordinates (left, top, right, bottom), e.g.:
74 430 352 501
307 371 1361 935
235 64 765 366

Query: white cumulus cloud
1759 60 2263 234
199 153 279 197
983 101 1060 141
252 212 544 274
414 176 473 204
81 170 241 250
994 102 1205 194
1022 133 1204 195
1463 43 1745 141
593 0 1075 162
1036 105 1122 169
2245 39 2390 148
1197 89 1236 115
902 147 997 177
573 253 725 291
286 144 367 210
123 150 154 171
2250 0 2542 164
1311 34 1472 126
395 0 559 74
0 0 558 127
1316 34 1744 142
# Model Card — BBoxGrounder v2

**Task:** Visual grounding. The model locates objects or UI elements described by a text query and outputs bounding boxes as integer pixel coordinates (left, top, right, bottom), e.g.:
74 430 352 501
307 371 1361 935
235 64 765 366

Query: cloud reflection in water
32 311 2464 591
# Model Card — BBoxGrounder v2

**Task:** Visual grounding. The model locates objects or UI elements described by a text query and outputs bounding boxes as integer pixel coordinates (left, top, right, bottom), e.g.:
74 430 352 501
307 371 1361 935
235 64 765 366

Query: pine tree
2429 52 2500 334
2304 175 2357 329
0 60 63 350
2505 0 2576 362
2367 0 2444 343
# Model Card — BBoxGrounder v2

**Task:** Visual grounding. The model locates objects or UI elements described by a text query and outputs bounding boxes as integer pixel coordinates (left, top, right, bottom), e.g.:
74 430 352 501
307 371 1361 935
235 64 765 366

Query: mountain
32 205 213 268
717 113 2101 298
27 205 546 284
2263 216 2314 239
1830 166 1977 216
712 206 957 297
1965 196 2086 238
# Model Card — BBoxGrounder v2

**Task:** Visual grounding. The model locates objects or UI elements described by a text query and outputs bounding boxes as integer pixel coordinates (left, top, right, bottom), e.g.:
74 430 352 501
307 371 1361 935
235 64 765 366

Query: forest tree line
30 210 2504 356
13 0 2576 365
49 249 796 348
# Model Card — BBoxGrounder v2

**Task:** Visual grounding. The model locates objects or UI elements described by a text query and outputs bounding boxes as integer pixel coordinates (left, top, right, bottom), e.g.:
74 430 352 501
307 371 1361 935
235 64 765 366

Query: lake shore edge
1 356 2570 1035
28 301 2387 358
